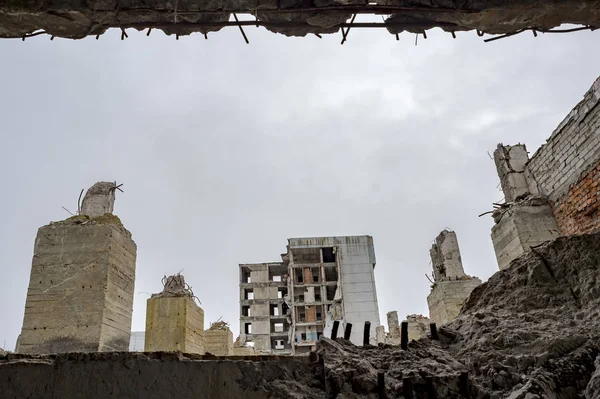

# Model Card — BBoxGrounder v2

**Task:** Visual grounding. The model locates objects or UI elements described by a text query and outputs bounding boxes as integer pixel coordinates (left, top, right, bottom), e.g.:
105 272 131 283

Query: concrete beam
1 1 600 39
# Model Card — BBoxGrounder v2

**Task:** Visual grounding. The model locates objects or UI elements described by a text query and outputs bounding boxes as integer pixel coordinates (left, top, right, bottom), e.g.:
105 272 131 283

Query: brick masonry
525 76 600 235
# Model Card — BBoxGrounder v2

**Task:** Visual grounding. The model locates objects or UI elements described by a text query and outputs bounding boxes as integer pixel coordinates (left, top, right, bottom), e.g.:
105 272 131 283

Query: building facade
239 235 380 355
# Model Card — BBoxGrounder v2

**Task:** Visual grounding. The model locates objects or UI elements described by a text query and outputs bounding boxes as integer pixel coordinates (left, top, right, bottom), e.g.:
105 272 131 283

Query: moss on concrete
65 213 124 228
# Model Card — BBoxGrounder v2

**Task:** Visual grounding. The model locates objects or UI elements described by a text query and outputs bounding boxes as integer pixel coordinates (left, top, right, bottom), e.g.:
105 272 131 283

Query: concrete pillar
375 326 385 344
494 144 530 202
386 311 399 339
430 230 465 281
205 327 234 356
491 198 560 270
80 181 117 217
427 230 481 326
144 287 205 354
17 191 136 354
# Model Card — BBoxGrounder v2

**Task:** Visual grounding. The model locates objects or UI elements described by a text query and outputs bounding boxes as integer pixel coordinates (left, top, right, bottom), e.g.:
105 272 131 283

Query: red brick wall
552 160 600 235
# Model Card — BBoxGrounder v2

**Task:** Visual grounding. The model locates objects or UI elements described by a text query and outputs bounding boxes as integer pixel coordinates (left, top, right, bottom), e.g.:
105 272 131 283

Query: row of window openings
243 274 283 284
296 309 323 322
292 247 336 264
244 323 286 334
298 332 323 341
244 288 287 300
295 267 338 284
242 303 288 317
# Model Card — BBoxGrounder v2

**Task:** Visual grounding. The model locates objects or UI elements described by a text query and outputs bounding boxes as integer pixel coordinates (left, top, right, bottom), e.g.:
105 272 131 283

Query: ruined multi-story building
239 235 380 354
426 230 481 326
491 76 600 269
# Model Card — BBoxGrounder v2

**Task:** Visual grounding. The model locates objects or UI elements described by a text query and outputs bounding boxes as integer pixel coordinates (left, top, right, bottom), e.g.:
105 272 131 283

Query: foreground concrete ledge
0 351 306 362
1 351 318 399
1 0 600 39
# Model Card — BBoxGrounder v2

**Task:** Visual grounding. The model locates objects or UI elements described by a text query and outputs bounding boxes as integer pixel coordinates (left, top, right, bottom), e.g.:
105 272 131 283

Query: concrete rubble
5 232 600 397
2 0 600 39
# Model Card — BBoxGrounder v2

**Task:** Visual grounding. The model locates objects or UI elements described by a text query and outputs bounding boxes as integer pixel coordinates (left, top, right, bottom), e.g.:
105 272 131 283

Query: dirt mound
314 233 600 398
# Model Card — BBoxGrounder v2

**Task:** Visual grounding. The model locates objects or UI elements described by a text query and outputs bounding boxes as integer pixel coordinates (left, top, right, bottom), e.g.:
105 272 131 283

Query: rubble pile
152 274 196 299
312 233 600 398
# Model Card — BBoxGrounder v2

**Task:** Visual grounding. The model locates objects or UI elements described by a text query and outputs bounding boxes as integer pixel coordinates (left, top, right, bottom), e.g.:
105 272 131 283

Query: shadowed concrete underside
1 0 600 38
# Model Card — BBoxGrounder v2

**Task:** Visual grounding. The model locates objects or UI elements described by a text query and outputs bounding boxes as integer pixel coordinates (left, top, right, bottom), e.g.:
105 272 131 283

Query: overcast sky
0 22 598 351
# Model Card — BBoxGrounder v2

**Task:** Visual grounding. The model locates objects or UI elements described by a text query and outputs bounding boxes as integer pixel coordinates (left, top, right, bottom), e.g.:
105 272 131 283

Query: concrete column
491 198 560 270
18 186 136 354
430 230 465 281
427 230 481 326
494 144 530 202
375 326 385 344
144 293 205 354
386 311 399 339
205 326 234 356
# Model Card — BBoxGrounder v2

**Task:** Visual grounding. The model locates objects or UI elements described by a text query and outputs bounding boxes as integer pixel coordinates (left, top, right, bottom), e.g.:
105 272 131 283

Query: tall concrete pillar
427 230 481 326
386 311 399 339
18 182 136 354
430 230 465 280
144 274 205 354
494 144 531 202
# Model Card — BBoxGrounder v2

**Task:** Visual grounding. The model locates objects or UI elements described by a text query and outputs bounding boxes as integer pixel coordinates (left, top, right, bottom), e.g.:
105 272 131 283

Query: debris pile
208 320 230 330
152 274 197 299
311 232 600 398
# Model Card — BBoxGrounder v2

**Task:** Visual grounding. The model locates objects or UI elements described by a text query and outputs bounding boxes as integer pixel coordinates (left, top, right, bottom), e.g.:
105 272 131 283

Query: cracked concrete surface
1 0 600 38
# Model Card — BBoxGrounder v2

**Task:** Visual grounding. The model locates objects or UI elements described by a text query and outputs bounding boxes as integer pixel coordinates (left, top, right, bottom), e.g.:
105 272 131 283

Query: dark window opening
301 333 306 340
282 302 289 314
298 311 306 322
241 267 251 283
315 293 321 302
326 286 336 301
278 287 287 299
245 289 254 300
270 304 279 316
316 332 322 340
245 323 252 334
322 247 336 263
324 266 338 282
242 306 251 316
316 311 322 321
299 294 305 302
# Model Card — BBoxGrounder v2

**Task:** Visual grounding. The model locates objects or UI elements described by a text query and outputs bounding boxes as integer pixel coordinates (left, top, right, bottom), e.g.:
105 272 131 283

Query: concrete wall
491 200 560 270
427 278 481 326
18 219 136 354
144 296 205 354
524 76 600 235
205 329 233 356
0 352 316 399
406 315 431 341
